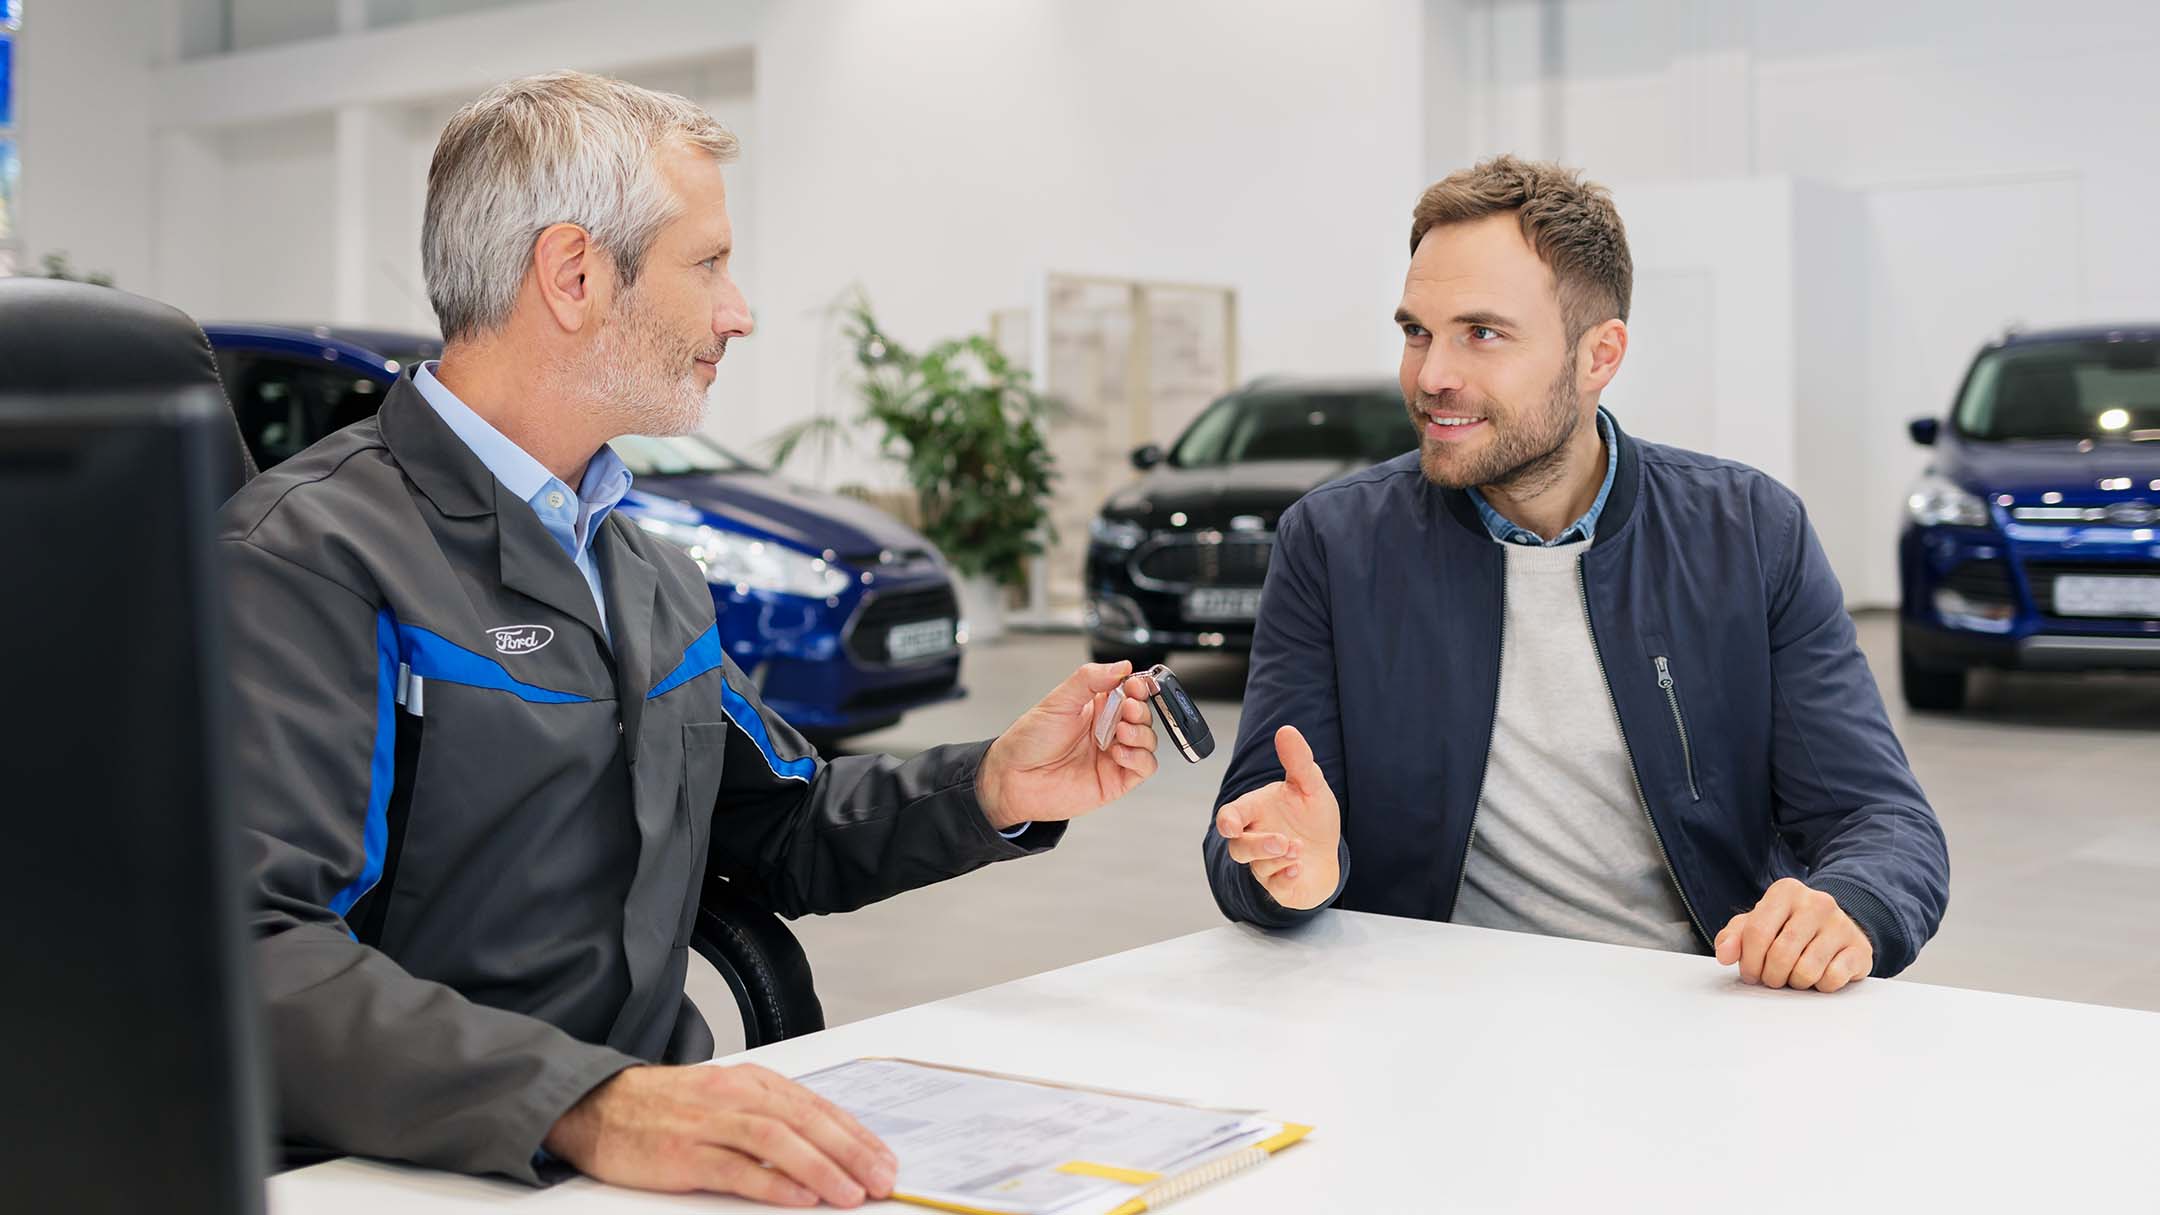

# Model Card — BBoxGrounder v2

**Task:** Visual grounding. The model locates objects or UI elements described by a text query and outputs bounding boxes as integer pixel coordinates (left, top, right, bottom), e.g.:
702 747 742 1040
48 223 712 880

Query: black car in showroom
1085 378 1413 666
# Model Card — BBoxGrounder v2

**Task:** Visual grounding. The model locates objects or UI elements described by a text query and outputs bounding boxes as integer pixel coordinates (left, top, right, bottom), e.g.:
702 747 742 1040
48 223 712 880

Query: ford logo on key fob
1144 664 1215 762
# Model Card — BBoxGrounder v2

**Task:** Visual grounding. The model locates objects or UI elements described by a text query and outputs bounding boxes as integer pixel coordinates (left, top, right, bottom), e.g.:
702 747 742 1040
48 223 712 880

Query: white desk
271 911 2159 1212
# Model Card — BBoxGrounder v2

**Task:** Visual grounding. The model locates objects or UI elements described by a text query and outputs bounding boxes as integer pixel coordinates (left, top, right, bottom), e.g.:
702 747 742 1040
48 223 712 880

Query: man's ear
1579 317 1629 394
531 222 608 334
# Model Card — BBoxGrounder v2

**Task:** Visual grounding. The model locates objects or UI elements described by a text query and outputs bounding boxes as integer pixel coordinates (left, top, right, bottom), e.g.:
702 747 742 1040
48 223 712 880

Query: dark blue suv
1900 325 2160 710
206 323 965 740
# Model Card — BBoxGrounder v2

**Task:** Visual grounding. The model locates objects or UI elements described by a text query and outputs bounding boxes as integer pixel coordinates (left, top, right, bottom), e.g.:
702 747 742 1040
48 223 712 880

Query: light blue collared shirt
1467 408 1620 547
413 362 634 640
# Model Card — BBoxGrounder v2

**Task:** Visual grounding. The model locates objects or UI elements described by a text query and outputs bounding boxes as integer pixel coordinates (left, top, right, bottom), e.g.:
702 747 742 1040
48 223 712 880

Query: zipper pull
1654 655 1674 689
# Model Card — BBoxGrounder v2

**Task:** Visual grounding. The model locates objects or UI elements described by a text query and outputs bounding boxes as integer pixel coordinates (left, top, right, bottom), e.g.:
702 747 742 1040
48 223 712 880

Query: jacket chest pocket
1641 633 1705 804
674 722 731 945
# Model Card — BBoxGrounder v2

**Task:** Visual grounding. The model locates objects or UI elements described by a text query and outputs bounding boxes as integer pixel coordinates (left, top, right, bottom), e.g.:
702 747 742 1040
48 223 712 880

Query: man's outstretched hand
1214 725 1341 910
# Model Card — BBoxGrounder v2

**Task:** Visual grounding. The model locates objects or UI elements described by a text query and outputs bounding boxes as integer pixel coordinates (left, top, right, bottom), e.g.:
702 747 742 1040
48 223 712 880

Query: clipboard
795 1058 1312 1215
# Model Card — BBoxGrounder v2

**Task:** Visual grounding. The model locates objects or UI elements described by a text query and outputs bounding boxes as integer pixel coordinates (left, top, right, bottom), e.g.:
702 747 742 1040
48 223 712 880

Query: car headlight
635 518 851 598
1090 515 1148 549
1905 475 1992 529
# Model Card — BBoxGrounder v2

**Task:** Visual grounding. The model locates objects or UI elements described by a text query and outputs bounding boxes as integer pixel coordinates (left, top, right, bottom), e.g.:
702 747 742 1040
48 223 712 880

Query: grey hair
422 70 738 342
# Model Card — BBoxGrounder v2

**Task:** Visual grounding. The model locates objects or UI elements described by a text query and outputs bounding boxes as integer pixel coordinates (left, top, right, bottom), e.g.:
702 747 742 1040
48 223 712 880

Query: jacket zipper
1578 562 1711 949
1450 571 1506 915
1653 655 1702 802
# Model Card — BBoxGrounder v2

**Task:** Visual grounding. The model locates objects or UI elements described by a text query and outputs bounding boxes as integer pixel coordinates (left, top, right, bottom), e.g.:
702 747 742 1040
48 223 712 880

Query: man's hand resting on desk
1214 725 1341 911
544 1063 896 1207
976 661 1162 830
1715 877 1874 993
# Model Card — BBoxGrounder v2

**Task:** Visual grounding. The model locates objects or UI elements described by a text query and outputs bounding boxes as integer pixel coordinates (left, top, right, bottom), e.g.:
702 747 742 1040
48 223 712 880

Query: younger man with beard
1205 156 1949 992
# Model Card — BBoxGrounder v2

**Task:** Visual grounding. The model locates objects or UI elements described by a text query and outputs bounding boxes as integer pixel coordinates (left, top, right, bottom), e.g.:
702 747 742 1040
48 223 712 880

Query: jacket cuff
1808 874 1910 979
503 1046 643 1186
1245 838 1351 927
950 739 1068 858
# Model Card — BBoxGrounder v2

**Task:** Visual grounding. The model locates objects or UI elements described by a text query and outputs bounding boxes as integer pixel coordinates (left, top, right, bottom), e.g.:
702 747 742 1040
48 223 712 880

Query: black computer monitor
0 386 268 1214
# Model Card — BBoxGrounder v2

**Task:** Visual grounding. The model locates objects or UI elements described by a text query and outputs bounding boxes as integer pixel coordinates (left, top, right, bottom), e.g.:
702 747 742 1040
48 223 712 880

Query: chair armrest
689 876 824 1049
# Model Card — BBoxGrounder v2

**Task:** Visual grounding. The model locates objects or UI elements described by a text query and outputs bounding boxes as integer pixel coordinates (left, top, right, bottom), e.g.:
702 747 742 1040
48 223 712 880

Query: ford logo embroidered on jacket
487 625 555 655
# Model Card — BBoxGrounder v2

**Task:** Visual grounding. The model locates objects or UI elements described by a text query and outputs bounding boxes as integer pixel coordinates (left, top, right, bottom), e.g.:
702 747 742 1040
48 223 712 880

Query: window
610 433 759 477
0 0 20 277
215 349 388 470
1171 389 1413 468
1955 341 2160 443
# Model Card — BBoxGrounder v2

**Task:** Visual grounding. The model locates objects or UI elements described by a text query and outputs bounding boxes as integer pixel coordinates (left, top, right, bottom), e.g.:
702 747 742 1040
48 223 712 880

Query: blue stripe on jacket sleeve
328 608 399 922
648 623 727 701
649 624 816 783
721 681 818 783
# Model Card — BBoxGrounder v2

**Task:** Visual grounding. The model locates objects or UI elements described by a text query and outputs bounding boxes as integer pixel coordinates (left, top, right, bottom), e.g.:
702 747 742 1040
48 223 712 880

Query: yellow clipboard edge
888 1126 1315 1215
1256 1121 1314 1154
1099 1123 1315 1215
886 1193 1012 1215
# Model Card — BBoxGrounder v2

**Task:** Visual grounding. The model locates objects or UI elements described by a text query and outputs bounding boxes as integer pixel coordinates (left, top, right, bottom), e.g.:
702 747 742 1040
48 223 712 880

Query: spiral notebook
794 1058 1312 1215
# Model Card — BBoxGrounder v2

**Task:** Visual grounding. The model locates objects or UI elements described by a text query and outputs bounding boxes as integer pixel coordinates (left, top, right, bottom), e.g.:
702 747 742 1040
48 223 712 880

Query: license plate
2054 575 2160 617
1183 588 1262 622
885 618 956 661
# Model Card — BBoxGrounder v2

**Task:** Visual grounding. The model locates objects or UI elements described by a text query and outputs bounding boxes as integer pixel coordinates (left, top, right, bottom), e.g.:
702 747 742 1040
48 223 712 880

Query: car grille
2025 560 2160 620
845 584 961 665
836 547 943 578
1942 560 2016 607
1129 534 1274 590
2010 501 2160 526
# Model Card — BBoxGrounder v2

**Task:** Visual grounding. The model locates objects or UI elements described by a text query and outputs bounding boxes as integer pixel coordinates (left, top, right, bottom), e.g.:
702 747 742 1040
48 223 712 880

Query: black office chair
0 277 258 491
0 279 823 1053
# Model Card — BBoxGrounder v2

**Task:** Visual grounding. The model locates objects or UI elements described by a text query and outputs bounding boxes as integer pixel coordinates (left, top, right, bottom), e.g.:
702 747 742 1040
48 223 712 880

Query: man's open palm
1214 725 1341 910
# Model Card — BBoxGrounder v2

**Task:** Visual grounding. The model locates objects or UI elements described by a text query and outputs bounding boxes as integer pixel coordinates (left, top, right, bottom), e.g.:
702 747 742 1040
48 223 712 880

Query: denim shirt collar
1467 407 1619 548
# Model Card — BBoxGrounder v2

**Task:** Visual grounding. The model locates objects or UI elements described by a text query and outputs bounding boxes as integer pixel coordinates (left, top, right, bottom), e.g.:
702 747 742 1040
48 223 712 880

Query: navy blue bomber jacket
1204 414 1950 977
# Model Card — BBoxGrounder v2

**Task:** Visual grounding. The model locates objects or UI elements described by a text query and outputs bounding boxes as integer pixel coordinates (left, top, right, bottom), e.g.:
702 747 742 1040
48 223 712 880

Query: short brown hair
1410 154 1631 344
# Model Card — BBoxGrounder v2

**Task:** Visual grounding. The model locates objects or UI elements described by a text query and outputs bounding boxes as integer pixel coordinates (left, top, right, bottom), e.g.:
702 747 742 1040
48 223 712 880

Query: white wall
25 0 1428 492
212 114 339 324
14 0 166 293
1460 0 2160 603
741 0 1426 485
1442 0 2160 601
30 0 2148 603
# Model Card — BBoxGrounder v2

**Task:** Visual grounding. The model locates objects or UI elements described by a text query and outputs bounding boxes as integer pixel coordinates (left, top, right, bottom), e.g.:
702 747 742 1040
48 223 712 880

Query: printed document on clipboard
794 1058 1312 1215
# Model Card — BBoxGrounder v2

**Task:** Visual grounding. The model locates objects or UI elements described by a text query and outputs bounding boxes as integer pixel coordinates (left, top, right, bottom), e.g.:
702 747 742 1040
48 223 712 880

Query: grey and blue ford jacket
220 378 1057 1182
1204 415 1950 976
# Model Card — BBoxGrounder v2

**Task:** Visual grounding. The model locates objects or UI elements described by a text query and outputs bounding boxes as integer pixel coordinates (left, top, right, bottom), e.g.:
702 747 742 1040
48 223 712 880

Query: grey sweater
1450 539 1703 954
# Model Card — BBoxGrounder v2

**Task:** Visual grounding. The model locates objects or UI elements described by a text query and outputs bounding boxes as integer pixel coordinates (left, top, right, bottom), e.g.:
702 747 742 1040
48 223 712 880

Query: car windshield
1170 389 1412 467
1954 340 2160 441
609 433 761 476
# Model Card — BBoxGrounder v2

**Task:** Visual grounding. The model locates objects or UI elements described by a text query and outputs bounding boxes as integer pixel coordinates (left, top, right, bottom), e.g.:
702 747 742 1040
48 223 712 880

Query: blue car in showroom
205 323 965 740
1901 325 2160 710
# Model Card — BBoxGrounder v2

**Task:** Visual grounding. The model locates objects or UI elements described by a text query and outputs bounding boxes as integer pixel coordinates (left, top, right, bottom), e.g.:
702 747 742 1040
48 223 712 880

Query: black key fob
1144 664 1215 762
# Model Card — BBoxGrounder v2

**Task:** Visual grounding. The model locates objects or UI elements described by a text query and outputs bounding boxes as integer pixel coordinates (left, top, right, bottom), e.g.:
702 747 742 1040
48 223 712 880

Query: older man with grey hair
223 71 1165 1206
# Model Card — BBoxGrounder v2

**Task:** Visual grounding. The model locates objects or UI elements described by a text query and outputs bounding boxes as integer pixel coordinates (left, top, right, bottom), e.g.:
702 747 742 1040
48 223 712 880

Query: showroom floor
688 611 2160 1049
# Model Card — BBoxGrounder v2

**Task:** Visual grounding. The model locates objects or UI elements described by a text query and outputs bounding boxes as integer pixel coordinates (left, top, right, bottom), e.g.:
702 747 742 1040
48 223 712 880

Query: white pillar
152 127 224 319
332 103 406 326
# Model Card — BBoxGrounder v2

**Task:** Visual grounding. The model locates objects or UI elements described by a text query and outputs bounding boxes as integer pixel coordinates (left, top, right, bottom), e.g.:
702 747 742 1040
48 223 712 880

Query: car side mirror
1131 444 1166 471
1908 417 1940 446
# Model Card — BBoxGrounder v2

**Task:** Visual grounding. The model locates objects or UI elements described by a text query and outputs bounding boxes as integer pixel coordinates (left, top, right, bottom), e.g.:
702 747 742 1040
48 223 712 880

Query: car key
1143 663 1215 762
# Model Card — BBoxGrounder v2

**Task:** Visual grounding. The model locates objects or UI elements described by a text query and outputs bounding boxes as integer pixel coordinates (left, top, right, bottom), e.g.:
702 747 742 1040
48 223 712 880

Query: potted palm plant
770 298 1056 641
